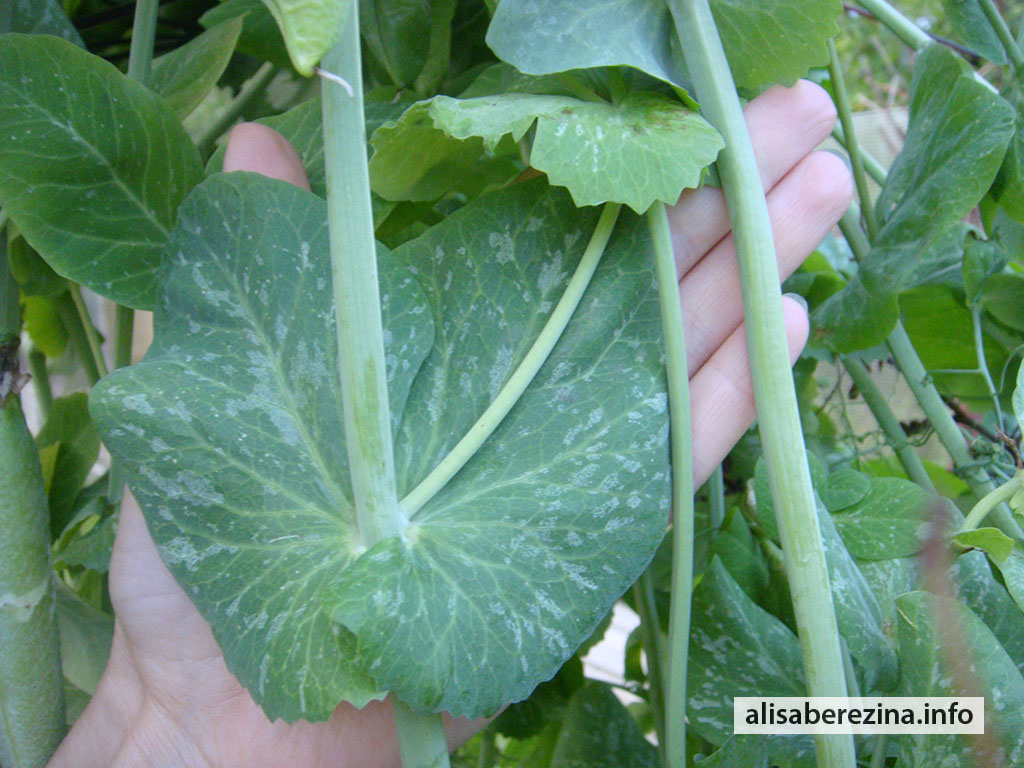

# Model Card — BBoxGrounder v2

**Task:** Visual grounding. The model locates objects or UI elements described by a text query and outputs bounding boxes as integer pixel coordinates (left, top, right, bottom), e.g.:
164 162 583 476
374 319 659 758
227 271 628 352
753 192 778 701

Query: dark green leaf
950 550 1024 677
695 734 770 768
820 467 870 511
857 555 919 630
963 230 1008 306
0 0 84 47
895 591 1024 766
200 0 293 71
940 0 1009 63
991 547 1024 616
55 582 112 695
981 273 1024 332
710 509 769 603
360 0 431 87
426 91 723 211
151 18 243 119
35 394 100 529
992 81 1024 223
57 510 117 574
549 682 659 768
7 234 65 298
830 477 928 560
0 35 204 309
493 656 584 740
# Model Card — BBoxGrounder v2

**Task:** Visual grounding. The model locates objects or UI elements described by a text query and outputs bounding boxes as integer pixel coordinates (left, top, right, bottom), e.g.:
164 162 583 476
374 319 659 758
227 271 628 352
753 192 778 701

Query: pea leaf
55 582 112 695
687 558 815 765
200 0 292 71
151 18 243 119
950 550 1024 677
261 0 353 76
940 0 1009 64
35 394 100 532
426 91 723 212
360 0 431 88
895 591 1024 767
0 35 204 309
829 477 928 560
93 174 671 720
0 0 84 47
954 527 1015 564
993 83 1024 223
549 682 659 768
22 296 66 359
815 45 1016 352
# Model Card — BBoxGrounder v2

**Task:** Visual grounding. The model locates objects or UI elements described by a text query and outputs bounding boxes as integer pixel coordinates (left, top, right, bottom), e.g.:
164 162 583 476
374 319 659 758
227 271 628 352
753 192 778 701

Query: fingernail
783 292 809 313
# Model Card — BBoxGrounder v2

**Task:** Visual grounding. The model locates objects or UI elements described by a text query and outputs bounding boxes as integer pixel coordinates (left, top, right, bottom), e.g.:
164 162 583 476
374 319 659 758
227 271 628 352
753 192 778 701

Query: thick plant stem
401 203 621 516
978 0 1024 71
857 0 933 50
827 39 878 241
648 202 694 768
668 2 855 767
1 249 65 766
886 323 1024 540
840 357 935 491
126 0 159 85
321 14 446 768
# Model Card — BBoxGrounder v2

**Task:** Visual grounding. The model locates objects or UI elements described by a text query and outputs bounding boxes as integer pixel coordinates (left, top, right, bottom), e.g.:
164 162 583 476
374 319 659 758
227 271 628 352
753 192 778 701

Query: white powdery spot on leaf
488 229 515 264
122 393 154 415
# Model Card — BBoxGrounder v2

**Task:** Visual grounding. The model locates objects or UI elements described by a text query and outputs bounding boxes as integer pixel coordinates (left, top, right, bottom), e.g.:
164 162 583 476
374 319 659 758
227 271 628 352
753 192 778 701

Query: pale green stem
476 729 497 768
649 202 694 768
971 305 1004 432
839 637 861 698
631 573 667 765
959 472 1023 533
401 203 622 516
869 734 890 768
126 0 159 85
68 285 108 380
841 356 935 491
707 465 725 530
27 348 51 420
322 14 444 767
827 39 879 241
887 323 1024 540
857 0 933 50
196 63 277 155
832 125 888 186
668 2 855 766
978 0 1024 71
53 293 100 386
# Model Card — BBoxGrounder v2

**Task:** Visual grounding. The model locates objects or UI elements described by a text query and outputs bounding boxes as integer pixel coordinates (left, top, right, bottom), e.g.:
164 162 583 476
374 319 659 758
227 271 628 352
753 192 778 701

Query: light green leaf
93 174 671 720
549 682 659 768
688 558 815 764
369 101 521 201
151 18 243 119
857 555 919 630
820 467 870 511
895 591 1024 767
487 0 839 93
22 295 66 358
260 0 352 76
35 394 100 530
0 35 204 309
55 582 112 695
950 550 1024 677
200 0 292 70
954 527 1015 564
427 91 723 212
991 547 1024 616
830 477 928 560
0 0 84 47
360 0 431 88
325 180 670 715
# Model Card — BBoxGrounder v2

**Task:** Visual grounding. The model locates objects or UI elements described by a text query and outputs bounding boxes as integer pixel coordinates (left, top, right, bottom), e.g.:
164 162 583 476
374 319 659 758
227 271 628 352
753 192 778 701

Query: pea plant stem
648 201 695 768
631 571 667 764
827 39 879 241
321 13 447 767
125 0 159 85
68 286 108 381
841 356 935 491
855 0 933 50
54 292 100 386
959 471 1022 533
401 202 622 516
970 305 1004 433
831 125 887 186
667 2 856 767
1 243 65 766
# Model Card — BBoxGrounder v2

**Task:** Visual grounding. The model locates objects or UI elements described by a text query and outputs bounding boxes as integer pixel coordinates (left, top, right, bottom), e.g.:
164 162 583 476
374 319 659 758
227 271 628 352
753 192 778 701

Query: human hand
47 79 850 768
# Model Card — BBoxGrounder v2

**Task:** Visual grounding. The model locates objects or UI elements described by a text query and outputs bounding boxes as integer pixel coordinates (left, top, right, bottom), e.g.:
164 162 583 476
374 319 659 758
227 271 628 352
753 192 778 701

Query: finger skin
223 123 312 191
690 296 810 486
668 80 839 273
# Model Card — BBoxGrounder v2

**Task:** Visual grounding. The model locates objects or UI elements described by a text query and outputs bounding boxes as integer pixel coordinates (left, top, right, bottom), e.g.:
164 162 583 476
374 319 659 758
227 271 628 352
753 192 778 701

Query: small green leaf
895 591 1024 766
7 235 65 299
963 230 1008 306
55 582 112 695
22 295 66 358
35 393 100 530
0 0 84 47
820 467 870 511
57 510 117 574
427 91 723 211
981 273 1024 332
991 547 1024 617
549 682 659 768
260 0 353 76
954 527 1015 563
359 0 431 88
151 18 243 119
0 35 204 309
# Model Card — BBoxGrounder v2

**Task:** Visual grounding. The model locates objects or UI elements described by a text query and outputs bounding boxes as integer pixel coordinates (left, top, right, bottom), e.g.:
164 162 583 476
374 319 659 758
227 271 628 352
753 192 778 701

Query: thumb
222 122 311 192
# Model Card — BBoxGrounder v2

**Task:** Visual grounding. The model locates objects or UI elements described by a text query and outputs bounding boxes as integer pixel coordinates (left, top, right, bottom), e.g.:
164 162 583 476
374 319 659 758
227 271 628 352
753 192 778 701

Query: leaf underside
92 173 670 721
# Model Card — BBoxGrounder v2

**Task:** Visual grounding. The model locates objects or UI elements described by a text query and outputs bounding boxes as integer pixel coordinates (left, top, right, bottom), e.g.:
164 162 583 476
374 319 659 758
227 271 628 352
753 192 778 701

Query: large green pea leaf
549 682 659 768
0 0 84 46
325 180 670 715
151 17 243 119
426 92 723 212
0 35 204 310
261 0 353 76
950 550 1024 677
93 173 670 721
895 591 1024 767
941 0 1008 65
815 45 1016 352
486 0 840 93
994 83 1024 224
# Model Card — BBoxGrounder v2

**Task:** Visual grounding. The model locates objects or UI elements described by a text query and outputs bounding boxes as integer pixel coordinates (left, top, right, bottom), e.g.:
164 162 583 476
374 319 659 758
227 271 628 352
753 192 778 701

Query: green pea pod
0 390 65 767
